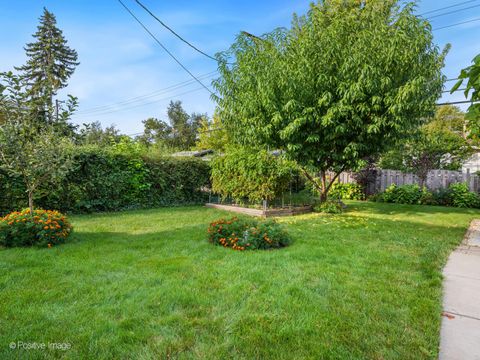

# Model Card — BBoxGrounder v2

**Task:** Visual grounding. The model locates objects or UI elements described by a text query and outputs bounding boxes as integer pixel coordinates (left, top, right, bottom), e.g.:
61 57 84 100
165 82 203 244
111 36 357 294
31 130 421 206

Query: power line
443 88 466 93
78 71 217 113
110 98 477 137
72 86 205 118
437 100 479 106
420 0 479 16
134 0 226 64
117 0 214 96
433 17 480 30
76 71 218 115
426 3 480 20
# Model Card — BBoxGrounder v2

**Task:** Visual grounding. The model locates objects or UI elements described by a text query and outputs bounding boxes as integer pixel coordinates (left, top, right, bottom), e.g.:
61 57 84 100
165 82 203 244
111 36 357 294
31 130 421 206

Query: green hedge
0 148 211 214
373 183 480 208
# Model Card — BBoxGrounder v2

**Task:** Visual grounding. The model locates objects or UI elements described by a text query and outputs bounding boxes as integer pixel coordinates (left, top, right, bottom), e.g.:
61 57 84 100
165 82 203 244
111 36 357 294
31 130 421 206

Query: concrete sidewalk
439 220 480 360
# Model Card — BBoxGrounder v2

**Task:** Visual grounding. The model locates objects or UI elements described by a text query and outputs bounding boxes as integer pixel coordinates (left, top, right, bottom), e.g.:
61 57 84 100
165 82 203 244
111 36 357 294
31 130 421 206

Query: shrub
211 147 296 204
329 183 364 200
419 187 438 206
381 184 423 205
0 209 73 247
431 187 453 206
207 217 291 250
448 183 480 208
372 182 480 208
0 146 211 214
314 200 344 214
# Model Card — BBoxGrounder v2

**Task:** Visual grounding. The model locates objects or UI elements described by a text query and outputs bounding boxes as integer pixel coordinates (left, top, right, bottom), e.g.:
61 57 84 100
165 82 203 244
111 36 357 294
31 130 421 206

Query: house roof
171 149 214 158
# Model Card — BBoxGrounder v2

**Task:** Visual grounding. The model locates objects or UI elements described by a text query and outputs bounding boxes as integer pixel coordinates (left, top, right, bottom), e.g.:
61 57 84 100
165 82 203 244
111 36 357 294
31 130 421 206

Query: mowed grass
0 201 478 359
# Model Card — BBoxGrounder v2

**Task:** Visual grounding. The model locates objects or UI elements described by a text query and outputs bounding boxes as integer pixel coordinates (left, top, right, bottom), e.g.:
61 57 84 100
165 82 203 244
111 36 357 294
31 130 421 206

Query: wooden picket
336 169 480 193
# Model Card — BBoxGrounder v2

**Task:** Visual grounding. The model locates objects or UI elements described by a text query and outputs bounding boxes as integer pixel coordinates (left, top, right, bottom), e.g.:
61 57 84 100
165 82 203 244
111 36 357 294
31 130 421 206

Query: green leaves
379 105 473 180
211 147 296 203
213 0 447 183
452 54 480 137
15 8 79 103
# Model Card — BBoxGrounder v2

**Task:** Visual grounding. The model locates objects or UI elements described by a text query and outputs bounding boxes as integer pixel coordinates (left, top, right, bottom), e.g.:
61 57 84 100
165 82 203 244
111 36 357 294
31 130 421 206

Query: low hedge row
372 183 480 208
0 147 211 215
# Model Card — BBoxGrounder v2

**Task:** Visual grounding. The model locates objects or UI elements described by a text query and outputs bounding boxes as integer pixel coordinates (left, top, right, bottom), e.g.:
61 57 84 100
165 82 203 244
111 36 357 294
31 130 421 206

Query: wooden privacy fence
337 169 480 194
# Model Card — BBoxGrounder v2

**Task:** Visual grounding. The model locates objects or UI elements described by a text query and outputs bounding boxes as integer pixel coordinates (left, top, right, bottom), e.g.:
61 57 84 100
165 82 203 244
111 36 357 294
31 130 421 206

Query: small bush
419 187 438 206
431 187 453 206
382 184 423 204
448 183 480 208
329 183 364 200
0 209 73 247
314 200 344 214
207 217 291 250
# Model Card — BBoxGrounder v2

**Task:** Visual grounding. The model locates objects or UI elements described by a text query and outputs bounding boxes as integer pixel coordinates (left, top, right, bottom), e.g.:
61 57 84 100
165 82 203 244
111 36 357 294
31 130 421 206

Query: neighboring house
462 152 480 173
171 149 214 160
171 149 284 161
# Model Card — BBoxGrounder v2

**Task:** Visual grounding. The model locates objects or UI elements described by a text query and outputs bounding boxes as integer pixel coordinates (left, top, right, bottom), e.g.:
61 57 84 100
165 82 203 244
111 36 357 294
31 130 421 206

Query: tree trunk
419 177 425 188
320 171 328 202
302 168 344 203
28 191 34 217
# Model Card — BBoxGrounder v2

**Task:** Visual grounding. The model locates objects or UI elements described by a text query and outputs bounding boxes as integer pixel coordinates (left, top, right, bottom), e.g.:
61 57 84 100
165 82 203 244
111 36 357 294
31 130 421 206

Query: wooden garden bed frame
205 203 312 217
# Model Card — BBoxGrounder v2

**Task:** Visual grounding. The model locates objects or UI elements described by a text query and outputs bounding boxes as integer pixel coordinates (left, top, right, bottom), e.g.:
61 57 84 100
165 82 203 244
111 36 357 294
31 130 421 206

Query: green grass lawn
0 201 478 359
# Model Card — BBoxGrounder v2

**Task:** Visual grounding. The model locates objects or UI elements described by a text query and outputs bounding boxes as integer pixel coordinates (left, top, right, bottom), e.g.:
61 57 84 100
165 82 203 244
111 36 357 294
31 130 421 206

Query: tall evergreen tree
15 8 79 122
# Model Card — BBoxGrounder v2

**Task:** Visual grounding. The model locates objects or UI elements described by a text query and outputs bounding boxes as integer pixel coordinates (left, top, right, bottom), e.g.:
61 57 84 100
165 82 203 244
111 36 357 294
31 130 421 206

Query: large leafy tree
167 101 205 150
78 121 123 146
0 73 74 214
15 8 79 125
138 117 172 146
214 0 448 201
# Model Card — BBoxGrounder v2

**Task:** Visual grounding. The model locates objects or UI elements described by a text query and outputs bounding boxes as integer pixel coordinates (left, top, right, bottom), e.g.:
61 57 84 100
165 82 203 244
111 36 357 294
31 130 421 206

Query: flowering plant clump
207 217 291 251
0 209 73 248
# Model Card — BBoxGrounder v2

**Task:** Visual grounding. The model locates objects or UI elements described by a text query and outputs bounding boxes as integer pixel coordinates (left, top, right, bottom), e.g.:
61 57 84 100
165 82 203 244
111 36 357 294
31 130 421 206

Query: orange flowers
0 208 73 248
207 216 291 251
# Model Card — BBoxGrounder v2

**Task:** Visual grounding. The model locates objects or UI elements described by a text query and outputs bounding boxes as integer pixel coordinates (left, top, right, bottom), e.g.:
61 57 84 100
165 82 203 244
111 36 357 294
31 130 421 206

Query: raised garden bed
205 203 312 217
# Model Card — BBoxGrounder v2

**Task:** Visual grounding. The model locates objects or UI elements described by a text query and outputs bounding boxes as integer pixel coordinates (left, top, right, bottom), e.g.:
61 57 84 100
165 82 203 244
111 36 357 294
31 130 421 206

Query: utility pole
55 100 65 122
55 99 59 122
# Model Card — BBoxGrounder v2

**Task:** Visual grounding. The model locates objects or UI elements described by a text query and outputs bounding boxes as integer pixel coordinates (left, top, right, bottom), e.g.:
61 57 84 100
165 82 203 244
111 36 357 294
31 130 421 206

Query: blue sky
1 0 479 135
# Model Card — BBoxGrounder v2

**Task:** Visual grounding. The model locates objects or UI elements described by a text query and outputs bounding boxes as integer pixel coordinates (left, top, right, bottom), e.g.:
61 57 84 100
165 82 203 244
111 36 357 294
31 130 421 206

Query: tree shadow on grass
344 200 480 217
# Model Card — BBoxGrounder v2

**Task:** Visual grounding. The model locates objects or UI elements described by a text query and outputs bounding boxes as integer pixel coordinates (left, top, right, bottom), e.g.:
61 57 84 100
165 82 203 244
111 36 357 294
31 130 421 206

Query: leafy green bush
448 183 480 208
329 183 364 200
431 187 453 206
419 188 438 206
0 146 211 214
314 200 344 214
0 170 25 215
211 147 296 203
0 209 73 247
381 184 423 204
207 217 291 250
373 182 480 208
